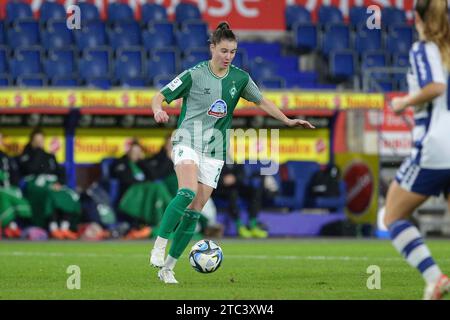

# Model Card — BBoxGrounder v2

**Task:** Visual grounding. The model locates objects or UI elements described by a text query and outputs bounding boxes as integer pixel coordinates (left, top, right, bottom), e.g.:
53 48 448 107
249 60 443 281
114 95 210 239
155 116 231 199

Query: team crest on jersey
229 81 237 98
207 99 228 118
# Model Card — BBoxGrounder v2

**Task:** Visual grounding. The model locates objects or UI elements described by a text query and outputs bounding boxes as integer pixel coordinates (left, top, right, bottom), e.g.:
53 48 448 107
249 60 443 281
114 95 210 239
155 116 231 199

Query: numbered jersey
407 41 450 169
161 61 263 161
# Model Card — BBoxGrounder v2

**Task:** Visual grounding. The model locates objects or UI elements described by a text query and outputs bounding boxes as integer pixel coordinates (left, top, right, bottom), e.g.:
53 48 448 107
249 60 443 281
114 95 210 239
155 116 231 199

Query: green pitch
1 239 449 300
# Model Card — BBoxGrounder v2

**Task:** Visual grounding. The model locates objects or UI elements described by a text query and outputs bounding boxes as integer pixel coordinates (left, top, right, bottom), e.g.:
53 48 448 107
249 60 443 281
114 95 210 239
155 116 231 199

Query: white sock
49 222 58 232
165 255 178 270
389 220 442 284
60 221 70 231
154 236 168 250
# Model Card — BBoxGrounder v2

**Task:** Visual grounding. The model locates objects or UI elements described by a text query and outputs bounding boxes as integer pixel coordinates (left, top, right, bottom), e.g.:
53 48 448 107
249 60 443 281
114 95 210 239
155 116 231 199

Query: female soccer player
149 22 315 283
384 0 450 300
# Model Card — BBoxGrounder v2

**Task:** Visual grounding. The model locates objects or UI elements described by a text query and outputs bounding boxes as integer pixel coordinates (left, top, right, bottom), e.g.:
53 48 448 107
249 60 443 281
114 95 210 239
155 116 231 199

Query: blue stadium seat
114 48 144 83
0 21 5 44
285 5 311 30
7 19 40 50
349 6 369 27
0 46 8 74
141 3 168 25
147 48 179 81
272 161 321 210
121 78 146 88
176 20 209 52
329 50 356 81
321 23 350 57
293 22 317 53
392 53 409 86
386 24 413 54
6 1 33 26
86 77 112 89
79 48 111 81
182 48 210 70
74 20 107 51
258 76 286 89
107 2 134 24
0 74 11 86
51 76 79 87
40 1 66 25
354 25 382 55
142 22 175 51
232 49 248 70
41 19 74 50
175 2 201 24
16 74 47 87
361 51 388 81
249 57 277 82
318 5 344 25
78 2 100 23
108 21 141 50
153 74 177 89
44 49 75 79
10 47 43 78
381 7 406 26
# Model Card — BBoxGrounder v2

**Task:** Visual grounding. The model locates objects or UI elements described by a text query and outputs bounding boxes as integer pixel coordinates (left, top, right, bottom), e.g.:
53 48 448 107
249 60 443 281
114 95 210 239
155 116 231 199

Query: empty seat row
293 22 414 56
286 4 409 29
0 19 210 52
5 1 200 26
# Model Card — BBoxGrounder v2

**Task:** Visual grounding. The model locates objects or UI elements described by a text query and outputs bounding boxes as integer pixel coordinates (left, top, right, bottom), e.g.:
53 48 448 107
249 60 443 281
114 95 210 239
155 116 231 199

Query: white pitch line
1 251 450 262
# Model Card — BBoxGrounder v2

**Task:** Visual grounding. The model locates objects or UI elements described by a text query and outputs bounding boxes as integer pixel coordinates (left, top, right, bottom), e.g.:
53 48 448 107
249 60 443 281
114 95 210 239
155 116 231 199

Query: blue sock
388 220 442 284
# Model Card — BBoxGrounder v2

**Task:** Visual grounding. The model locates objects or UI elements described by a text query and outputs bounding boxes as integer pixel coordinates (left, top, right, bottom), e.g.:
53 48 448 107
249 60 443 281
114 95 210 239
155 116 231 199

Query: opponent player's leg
384 181 449 299
150 158 198 268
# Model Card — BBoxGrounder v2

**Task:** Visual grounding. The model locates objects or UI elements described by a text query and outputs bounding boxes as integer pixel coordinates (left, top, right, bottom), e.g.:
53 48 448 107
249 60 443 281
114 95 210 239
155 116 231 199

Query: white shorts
171 144 224 189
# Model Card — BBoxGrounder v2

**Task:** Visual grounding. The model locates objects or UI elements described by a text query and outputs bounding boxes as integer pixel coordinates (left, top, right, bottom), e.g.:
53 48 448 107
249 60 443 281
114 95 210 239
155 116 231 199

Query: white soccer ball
189 239 223 273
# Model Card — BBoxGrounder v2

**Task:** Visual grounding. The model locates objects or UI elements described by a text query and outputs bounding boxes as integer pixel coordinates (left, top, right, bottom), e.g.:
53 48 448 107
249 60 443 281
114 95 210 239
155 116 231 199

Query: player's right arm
152 70 192 123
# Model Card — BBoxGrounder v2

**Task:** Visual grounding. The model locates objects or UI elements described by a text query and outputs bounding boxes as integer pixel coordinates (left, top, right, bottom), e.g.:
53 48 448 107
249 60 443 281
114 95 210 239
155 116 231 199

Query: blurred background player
149 22 314 284
214 162 268 238
18 128 81 240
111 139 171 240
384 0 450 300
0 132 32 238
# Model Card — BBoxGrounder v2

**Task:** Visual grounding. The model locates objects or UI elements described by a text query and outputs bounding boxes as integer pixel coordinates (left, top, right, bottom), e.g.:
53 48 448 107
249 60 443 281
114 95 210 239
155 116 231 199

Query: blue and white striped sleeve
411 41 446 88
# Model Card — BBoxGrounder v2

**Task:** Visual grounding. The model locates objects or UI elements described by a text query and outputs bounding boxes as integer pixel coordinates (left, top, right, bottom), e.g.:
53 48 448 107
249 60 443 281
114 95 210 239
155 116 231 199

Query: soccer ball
189 239 223 273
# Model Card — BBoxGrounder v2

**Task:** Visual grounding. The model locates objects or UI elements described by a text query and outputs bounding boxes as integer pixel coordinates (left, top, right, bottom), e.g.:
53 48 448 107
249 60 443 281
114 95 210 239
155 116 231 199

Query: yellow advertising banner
0 127 66 163
230 128 329 164
335 153 379 224
0 89 384 110
74 128 330 164
74 128 173 163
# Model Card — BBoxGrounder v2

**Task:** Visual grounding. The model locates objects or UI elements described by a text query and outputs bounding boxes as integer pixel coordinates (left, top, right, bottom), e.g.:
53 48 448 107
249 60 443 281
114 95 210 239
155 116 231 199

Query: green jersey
161 61 263 161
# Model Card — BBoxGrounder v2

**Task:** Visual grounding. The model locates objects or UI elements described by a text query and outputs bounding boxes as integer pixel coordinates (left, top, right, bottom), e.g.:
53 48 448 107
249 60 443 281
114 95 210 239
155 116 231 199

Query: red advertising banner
7 0 415 31
365 92 414 157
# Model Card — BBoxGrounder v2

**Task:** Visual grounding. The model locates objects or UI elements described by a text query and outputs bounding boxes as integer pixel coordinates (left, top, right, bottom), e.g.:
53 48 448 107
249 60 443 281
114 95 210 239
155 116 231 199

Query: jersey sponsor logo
207 99 228 119
167 77 182 91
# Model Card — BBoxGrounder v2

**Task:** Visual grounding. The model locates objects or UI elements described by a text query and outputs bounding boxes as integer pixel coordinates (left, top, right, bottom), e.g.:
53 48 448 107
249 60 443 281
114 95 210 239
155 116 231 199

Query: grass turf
0 239 449 300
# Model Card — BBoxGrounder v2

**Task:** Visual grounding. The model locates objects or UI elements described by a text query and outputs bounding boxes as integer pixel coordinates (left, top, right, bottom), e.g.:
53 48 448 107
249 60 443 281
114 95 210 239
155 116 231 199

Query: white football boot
158 267 178 284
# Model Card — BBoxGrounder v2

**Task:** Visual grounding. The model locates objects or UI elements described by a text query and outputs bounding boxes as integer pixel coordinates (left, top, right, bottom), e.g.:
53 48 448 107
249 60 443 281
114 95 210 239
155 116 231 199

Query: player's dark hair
29 127 44 142
415 0 431 20
210 22 237 45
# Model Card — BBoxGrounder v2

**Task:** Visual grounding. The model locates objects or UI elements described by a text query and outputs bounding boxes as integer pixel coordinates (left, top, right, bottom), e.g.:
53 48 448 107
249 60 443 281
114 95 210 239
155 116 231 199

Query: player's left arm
256 97 315 128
